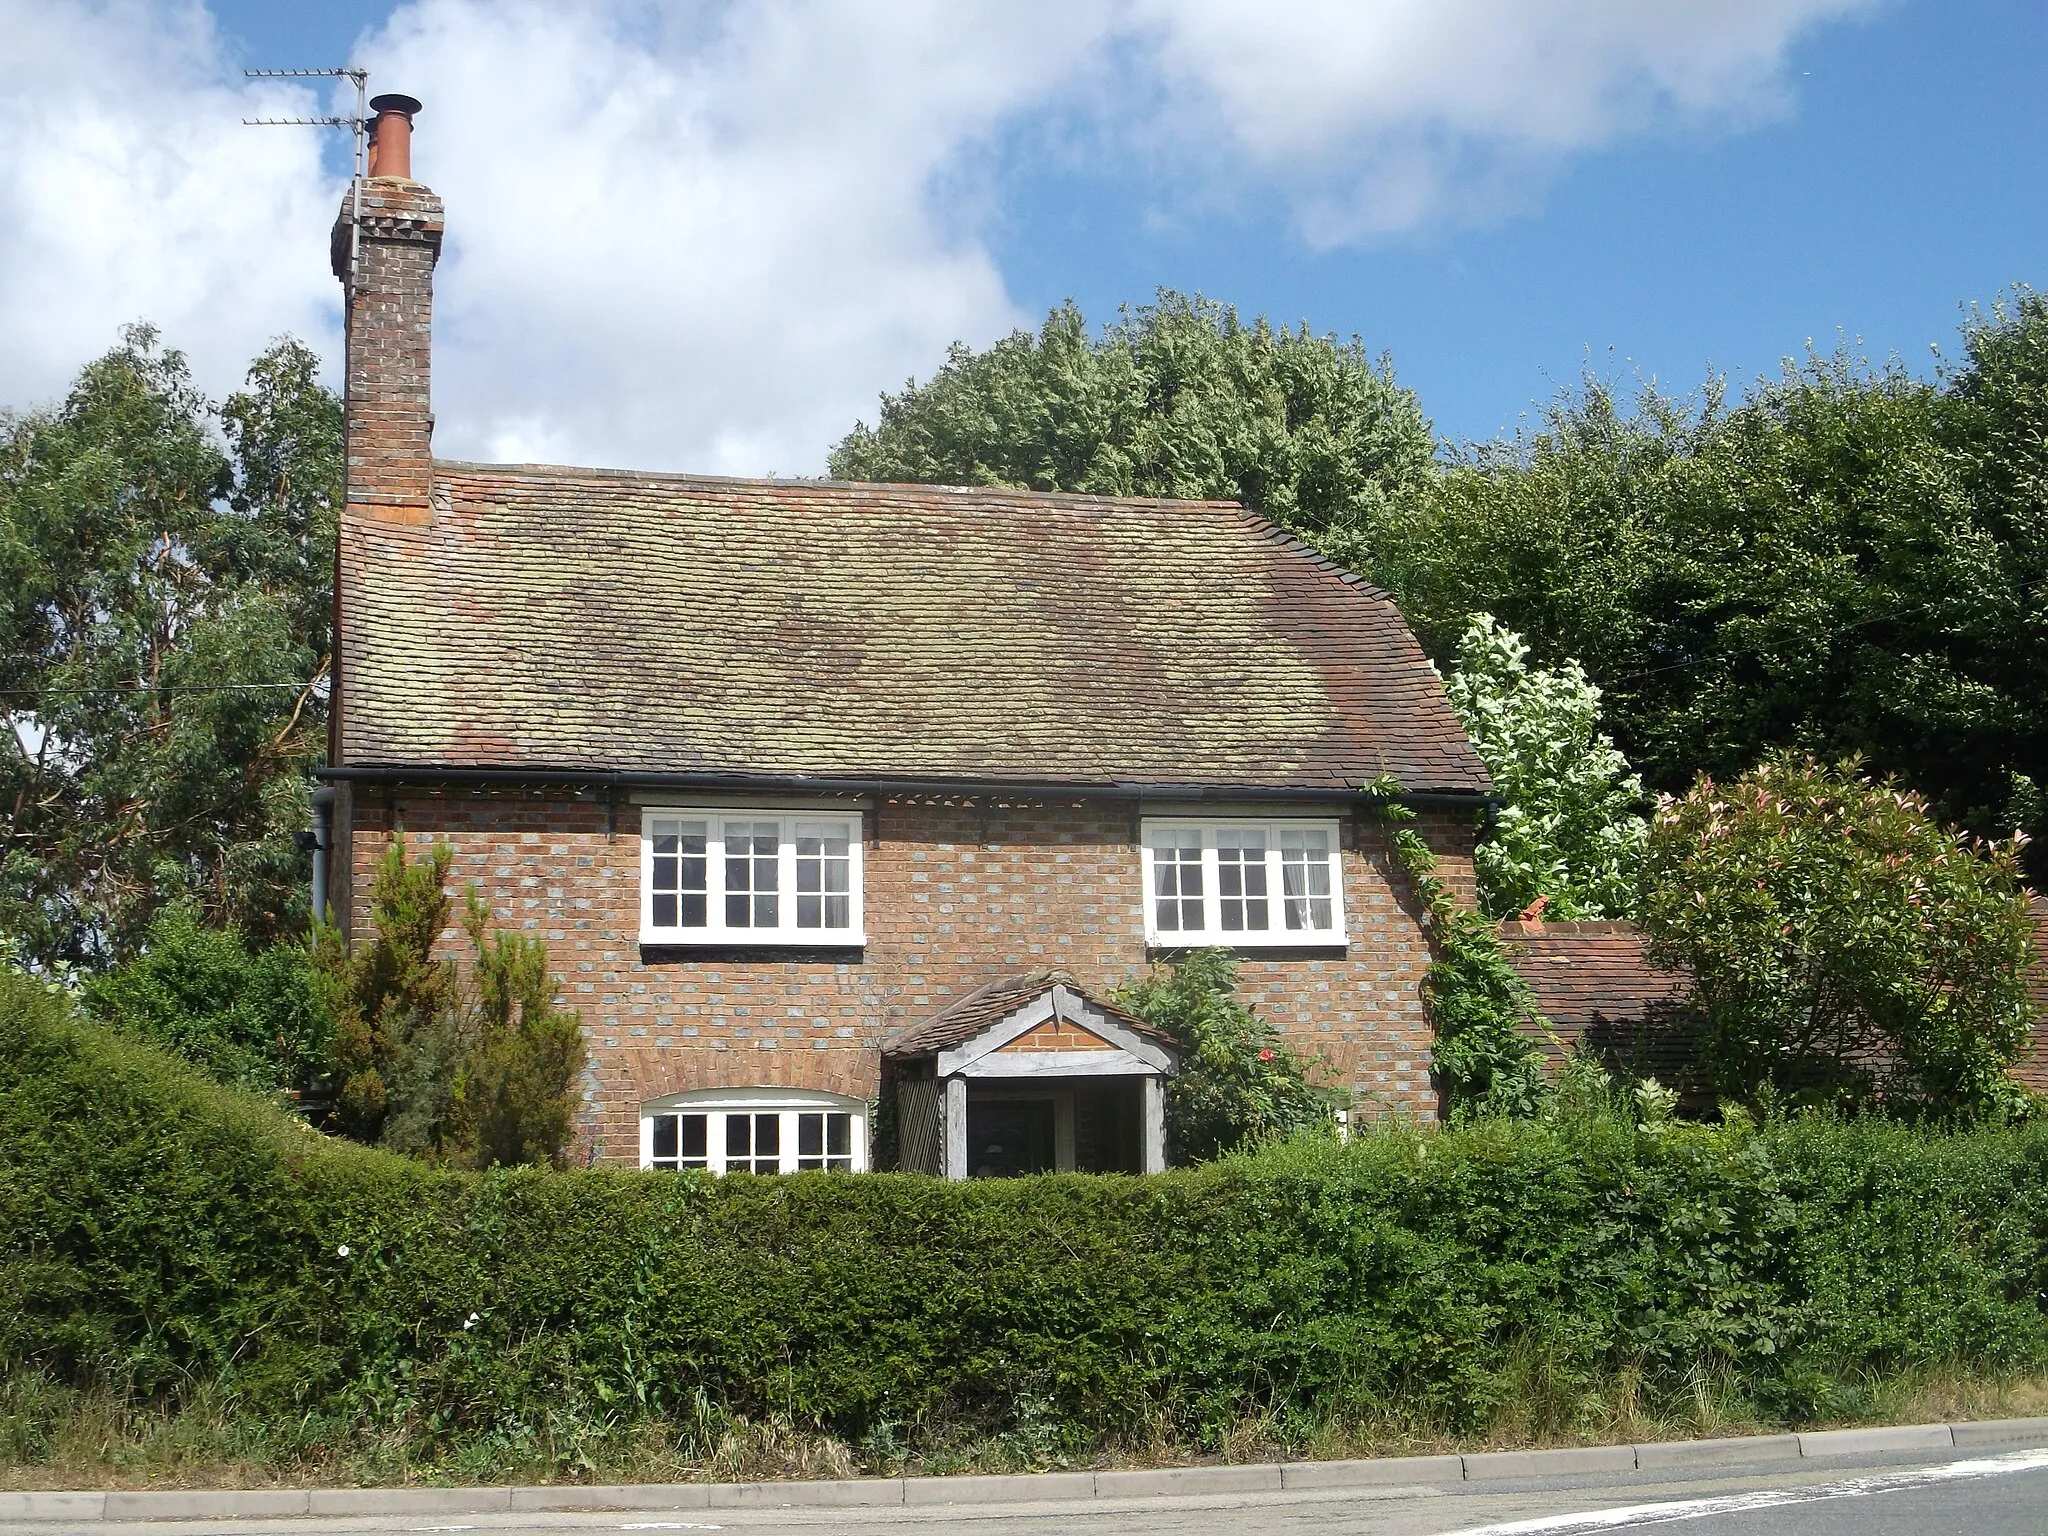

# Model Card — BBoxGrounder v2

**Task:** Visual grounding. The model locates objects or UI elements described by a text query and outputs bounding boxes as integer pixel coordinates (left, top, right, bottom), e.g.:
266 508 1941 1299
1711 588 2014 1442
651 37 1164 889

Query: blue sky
988 0 2047 445
5 1 2040 469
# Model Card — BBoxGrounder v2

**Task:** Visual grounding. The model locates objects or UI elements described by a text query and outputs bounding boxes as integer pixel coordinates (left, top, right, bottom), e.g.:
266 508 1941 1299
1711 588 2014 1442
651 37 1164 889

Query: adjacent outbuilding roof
1498 920 1689 1034
335 464 1490 794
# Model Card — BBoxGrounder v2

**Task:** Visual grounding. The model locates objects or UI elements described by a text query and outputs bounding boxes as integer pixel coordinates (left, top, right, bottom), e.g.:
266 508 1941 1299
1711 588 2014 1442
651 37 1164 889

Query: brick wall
344 790 1474 1161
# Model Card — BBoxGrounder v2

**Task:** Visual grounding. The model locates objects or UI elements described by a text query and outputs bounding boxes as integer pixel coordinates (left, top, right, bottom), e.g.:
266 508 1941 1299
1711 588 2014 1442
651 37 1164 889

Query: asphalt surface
10 1446 2047 1536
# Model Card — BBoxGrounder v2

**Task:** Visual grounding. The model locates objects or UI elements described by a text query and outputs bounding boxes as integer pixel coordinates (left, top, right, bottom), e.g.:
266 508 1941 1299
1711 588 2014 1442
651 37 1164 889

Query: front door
967 1097 1055 1178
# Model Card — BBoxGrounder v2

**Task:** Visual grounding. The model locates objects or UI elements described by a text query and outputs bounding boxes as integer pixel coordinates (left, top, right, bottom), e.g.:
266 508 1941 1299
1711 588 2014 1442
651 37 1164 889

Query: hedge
4 969 2048 1462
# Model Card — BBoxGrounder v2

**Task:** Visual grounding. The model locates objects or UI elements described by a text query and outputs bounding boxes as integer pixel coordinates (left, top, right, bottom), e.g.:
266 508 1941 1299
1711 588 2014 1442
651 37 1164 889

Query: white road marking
617 1524 722 1531
1438 1445 2048 1534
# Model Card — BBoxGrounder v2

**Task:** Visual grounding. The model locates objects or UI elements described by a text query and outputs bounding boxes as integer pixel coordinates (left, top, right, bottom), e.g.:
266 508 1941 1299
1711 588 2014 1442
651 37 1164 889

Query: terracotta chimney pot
367 93 422 180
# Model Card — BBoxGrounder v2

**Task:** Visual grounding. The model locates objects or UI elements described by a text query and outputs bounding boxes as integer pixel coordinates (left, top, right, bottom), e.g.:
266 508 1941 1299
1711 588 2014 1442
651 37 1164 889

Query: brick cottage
315 98 1493 1177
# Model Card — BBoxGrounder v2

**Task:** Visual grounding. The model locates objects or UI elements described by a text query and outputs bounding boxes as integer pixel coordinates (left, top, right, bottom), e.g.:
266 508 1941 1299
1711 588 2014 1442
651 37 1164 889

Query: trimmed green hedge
5 970 2048 1460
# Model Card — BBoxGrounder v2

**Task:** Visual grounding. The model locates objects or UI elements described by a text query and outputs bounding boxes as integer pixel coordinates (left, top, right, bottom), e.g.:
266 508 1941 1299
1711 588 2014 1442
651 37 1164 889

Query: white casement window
640 1088 868 1174
641 809 863 945
1140 818 1346 947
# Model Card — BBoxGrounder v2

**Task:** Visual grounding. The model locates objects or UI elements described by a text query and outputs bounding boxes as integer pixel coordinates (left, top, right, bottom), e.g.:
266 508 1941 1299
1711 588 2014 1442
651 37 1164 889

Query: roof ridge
434 459 1245 512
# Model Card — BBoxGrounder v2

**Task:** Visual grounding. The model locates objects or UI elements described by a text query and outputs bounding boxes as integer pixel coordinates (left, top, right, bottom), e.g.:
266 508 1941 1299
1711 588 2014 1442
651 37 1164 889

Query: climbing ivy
1366 781 1551 1120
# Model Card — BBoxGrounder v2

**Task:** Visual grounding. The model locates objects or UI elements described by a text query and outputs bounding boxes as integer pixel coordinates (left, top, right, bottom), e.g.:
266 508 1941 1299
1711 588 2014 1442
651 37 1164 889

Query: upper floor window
641 1088 868 1174
641 809 864 944
1140 817 1346 947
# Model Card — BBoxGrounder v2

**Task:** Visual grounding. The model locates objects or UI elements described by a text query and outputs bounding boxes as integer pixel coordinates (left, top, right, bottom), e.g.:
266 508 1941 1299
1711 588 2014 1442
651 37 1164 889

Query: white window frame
640 807 866 946
1139 816 1347 948
640 1087 869 1174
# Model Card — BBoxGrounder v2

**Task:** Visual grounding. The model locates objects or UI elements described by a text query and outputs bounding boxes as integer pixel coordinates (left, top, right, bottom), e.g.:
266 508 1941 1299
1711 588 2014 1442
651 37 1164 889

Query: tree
1639 755 2036 1119
1376 296 2048 877
0 327 340 968
830 292 1435 568
318 835 586 1167
446 889 588 1169
82 904 332 1096
1441 615 1647 919
1113 948 1332 1163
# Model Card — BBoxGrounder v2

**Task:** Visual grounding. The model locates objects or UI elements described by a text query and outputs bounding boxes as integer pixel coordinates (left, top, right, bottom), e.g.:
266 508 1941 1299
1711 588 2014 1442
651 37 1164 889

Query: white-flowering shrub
1442 615 1647 919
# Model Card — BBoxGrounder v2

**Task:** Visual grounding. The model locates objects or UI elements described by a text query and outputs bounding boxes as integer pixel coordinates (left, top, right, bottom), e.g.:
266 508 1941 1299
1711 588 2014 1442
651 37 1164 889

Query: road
10 1446 2047 1536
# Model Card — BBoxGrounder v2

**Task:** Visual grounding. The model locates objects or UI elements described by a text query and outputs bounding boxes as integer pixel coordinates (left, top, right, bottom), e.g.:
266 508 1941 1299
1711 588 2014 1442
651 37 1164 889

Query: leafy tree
81 904 332 1095
1441 615 1648 919
0 327 340 968
1378 295 2048 875
1640 755 2036 1119
1113 948 1332 1163
830 292 1435 566
318 835 585 1167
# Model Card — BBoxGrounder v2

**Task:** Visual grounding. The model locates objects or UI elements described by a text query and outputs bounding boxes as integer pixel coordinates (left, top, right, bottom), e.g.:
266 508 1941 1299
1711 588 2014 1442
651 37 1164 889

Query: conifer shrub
5 971 2048 1475
314 835 586 1167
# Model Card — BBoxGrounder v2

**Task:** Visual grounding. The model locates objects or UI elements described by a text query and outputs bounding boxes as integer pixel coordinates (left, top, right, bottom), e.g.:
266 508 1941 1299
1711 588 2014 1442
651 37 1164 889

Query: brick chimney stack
332 94 442 524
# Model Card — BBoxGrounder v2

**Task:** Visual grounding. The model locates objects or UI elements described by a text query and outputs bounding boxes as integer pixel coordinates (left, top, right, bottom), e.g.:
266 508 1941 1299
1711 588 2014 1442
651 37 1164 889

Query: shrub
1440 615 1647 919
12 972 2046 1477
1113 948 1332 1162
316 836 585 1167
1641 755 2037 1119
81 905 331 1095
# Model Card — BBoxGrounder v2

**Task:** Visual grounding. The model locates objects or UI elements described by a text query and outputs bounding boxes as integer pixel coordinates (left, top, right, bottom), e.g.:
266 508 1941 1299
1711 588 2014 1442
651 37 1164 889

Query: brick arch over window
616 1049 876 1106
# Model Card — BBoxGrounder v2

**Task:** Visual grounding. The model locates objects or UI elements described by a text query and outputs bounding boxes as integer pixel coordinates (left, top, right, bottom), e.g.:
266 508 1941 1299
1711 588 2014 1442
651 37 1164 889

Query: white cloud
0 0 1873 472
0 1 340 416
1121 0 1874 242
358 0 1109 473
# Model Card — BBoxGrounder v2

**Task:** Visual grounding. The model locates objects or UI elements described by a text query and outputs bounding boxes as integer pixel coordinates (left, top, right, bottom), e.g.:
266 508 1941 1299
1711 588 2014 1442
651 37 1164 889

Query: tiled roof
336 464 1489 793
1498 920 1690 1030
885 970 1171 1058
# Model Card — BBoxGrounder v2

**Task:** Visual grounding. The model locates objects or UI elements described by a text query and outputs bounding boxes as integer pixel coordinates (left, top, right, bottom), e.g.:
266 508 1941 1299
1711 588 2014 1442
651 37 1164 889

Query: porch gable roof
886 970 1178 1075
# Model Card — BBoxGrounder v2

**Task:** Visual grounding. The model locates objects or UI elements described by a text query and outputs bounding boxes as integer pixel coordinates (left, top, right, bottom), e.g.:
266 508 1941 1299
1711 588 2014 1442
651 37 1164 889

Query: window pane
722 1111 781 1173
1217 831 1268 933
797 1110 854 1171
724 821 780 929
678 1114 707 1165
1151 831 1204 933
650 1114 678 1167
650 820 708 930
1281 828 1334 931
794 821 852 930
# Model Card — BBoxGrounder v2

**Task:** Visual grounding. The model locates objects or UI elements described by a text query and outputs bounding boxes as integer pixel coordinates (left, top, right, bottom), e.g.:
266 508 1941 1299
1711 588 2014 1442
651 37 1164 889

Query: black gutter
313 762 1497 812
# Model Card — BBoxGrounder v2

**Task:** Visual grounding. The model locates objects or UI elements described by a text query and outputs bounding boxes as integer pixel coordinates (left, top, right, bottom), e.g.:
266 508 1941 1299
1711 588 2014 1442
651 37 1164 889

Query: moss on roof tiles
336 465 1488 792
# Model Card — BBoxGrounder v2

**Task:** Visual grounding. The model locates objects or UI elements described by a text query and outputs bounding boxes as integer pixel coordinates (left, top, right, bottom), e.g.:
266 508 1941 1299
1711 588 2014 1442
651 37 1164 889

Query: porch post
1141 1075 1166 1174
943 1075 968 1180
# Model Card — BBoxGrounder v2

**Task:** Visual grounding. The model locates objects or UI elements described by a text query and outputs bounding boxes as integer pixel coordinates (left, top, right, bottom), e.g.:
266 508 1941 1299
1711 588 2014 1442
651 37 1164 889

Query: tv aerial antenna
243 67 370 293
